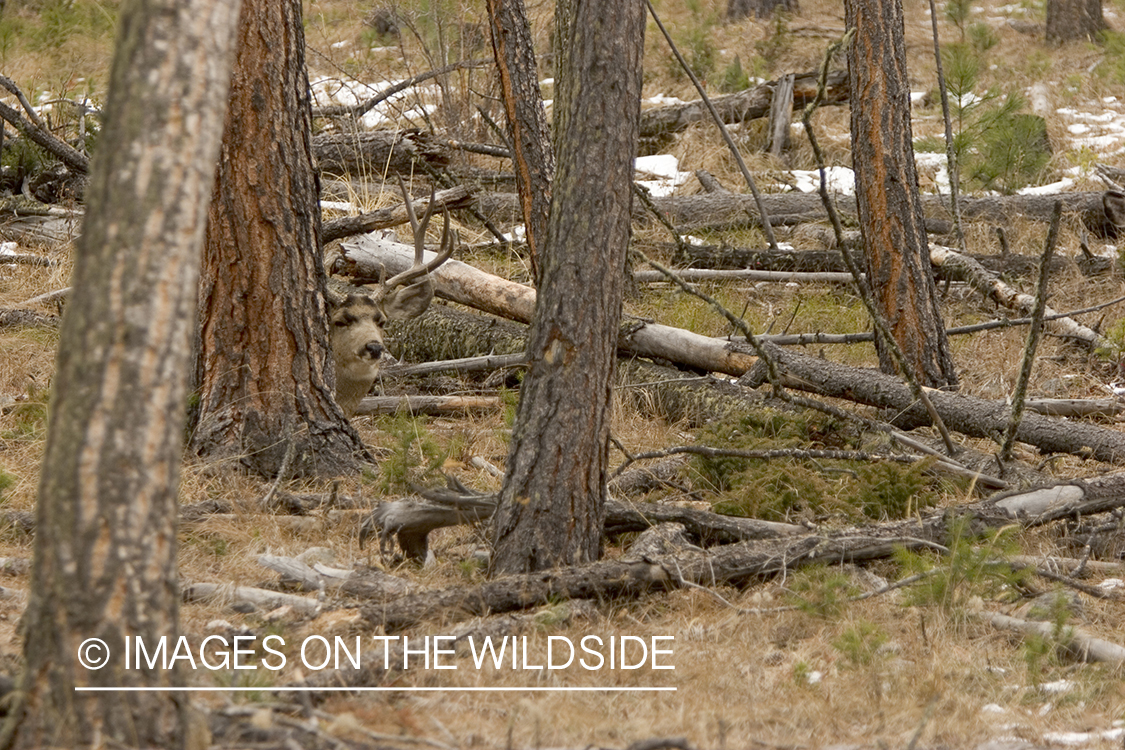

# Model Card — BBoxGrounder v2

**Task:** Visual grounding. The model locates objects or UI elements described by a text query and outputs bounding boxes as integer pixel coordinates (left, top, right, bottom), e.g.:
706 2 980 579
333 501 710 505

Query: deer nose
363 342 385 360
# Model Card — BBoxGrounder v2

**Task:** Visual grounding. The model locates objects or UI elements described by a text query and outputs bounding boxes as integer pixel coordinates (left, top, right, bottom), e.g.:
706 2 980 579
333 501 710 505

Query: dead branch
321 185 474 243
17 287 70 307
182 582 321 615
0 80 90 174
632 268 855 284
929 243 1104 349
973 608 1125 664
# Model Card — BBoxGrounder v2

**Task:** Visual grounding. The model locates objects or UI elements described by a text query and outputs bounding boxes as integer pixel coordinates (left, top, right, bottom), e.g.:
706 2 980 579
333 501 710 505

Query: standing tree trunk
491 1 645 575
0 1 240 748
486 0 554 283
844 0 958 389
1046 0 1107 43
191 0 367 477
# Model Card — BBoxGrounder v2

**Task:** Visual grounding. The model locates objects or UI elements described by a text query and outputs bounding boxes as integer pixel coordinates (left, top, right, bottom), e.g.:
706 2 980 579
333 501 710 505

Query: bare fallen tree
336 235 1125 463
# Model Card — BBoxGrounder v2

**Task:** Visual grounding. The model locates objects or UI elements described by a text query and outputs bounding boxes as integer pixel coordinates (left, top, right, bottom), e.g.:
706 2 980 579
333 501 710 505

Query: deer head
329 180 455 417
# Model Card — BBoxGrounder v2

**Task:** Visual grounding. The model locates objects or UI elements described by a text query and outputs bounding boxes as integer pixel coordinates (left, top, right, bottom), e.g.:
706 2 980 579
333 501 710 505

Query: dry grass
3 0 1125 748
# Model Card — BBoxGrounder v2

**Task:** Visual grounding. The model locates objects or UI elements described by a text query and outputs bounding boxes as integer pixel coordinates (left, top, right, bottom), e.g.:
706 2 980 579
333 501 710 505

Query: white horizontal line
75 686 676 693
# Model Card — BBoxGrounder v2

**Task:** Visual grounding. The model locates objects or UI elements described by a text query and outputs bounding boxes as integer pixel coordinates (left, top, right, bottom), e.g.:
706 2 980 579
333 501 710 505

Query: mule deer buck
329 182 454 417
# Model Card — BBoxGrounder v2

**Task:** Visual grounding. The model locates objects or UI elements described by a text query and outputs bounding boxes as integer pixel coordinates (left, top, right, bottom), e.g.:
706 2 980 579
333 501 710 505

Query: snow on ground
783 166 856 195
309 74 438 130
634 154 691 198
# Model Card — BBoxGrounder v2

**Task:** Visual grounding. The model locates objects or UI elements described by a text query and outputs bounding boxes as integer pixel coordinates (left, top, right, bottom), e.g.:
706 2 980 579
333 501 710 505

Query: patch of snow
320 200 359 213
1039 679 1074 694
331 40 349 49
915 151 953 193
684 235 706 246
1042 731 1095 746
635 154 691 197
981 704 1008 714
645 93 686 107
501 225 526 243
1098 578 1123 591
784 166 855 195
539 78 554 87
910 91 928 104
1017 177 1074 195
0 242 18 256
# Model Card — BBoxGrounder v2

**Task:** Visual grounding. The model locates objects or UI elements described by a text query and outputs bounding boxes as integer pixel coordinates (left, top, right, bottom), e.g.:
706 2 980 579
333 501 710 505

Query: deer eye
333 319 347 327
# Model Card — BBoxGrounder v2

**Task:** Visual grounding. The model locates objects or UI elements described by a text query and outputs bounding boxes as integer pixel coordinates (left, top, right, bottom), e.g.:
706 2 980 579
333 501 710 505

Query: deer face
329 295 387 418
329 178 454 418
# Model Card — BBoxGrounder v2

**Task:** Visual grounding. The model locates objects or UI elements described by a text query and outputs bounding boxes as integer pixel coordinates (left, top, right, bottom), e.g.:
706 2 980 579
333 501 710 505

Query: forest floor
2 0 1125 748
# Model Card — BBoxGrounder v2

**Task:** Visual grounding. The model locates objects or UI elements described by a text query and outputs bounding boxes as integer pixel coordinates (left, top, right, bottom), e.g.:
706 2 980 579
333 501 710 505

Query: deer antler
383 176 456 291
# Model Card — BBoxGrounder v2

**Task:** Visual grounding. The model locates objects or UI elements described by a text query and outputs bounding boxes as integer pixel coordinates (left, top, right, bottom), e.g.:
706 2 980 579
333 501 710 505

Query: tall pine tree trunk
486 0 553 283
491 1 645 574
191 0 367 477
845 0 957 389
1046 0 1107 43
1 1 240 747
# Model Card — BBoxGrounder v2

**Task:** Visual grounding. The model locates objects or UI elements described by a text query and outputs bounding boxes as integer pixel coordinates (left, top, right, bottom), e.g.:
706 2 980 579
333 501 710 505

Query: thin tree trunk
491 1 645 574
0 2 240 748
191 0 366 477
845 0 957 388
486 0 553 282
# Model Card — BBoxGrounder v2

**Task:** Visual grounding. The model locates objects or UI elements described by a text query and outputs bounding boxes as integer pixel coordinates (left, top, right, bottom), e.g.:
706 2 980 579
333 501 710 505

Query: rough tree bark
486 0 554 282
490 1 645 574
1046 0 1107 43
0 1 240 748
191 0 367 477
845 0 958 388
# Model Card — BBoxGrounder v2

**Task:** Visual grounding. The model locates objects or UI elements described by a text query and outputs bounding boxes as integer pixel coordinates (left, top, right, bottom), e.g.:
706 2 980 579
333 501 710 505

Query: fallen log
742 342 1125 463
342 237 1125 462
312 128 449 178
475 190 1110 229
638 69 848 140
360 471 1125 630
364 489 805 561
974 608 1125 664
673 242 1106 279
353 394 500 417
336 234 759 376
183 582 321 615
0 308 59 328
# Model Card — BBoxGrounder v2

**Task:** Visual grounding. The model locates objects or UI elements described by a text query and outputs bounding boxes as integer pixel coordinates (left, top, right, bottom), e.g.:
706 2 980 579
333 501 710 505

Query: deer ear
383 278 435 321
